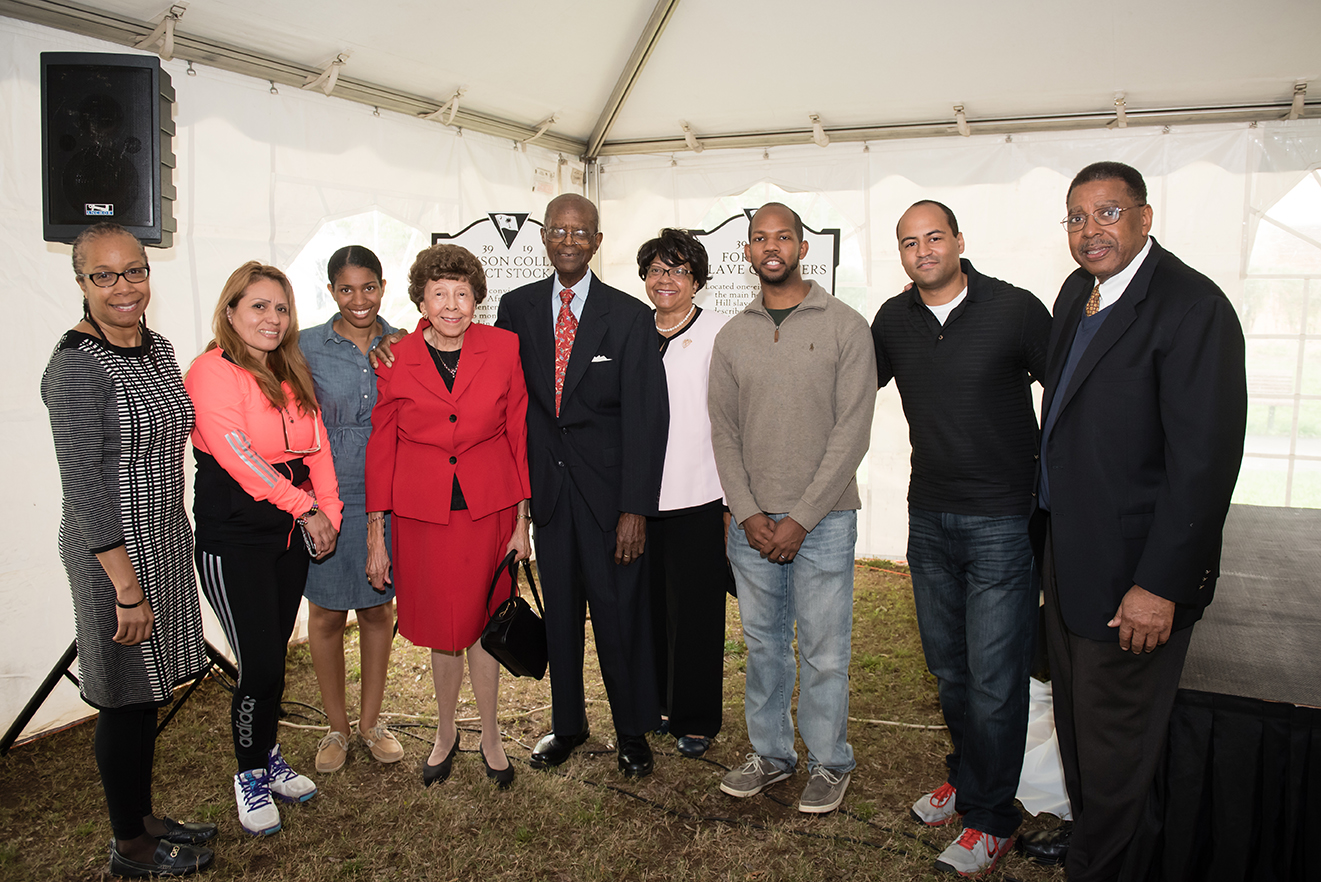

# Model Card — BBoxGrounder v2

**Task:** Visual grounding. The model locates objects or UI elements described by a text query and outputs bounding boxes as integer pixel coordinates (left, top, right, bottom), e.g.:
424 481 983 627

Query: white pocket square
591 355 611 363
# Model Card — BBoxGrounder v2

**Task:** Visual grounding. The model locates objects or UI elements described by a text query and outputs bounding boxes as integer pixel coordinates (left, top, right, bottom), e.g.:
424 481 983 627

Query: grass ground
0 561 1067 881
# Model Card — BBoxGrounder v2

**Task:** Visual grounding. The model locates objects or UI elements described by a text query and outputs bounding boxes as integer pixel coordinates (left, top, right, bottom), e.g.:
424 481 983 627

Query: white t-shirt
925 287 968 325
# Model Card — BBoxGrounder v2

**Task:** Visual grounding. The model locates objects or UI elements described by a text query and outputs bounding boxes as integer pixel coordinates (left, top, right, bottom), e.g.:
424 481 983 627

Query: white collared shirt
1094 237 1153 311
550 268 593 330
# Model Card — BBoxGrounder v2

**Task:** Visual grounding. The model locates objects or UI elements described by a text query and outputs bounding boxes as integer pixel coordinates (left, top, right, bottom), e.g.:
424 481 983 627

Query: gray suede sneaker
797 767 851 813
719 754 792 797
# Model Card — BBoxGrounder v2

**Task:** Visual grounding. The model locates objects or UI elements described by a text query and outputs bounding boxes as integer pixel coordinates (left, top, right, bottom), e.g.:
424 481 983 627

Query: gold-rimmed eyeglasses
1060 205 1146 233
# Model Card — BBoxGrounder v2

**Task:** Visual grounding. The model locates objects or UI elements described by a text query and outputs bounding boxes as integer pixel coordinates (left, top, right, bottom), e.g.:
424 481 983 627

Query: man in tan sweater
708 202 876 814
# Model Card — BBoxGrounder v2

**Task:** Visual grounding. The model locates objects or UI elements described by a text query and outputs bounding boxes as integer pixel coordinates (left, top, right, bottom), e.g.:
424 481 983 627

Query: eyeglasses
1060 205 1146 232
281 409 322 455
544 227 596 243
645 265 693 280
78 267 150 287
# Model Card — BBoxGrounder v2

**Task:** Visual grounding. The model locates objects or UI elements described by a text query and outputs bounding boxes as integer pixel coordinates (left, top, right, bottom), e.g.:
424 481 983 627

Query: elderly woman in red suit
365 244 531 790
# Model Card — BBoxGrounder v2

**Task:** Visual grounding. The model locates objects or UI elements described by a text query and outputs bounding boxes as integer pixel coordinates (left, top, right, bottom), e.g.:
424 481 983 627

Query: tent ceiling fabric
4 0 1319 155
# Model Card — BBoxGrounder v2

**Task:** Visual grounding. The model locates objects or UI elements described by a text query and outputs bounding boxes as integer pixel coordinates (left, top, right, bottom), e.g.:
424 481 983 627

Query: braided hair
71 222 158 364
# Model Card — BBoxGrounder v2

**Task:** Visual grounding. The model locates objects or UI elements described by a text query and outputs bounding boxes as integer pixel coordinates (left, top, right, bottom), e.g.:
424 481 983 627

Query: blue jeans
727 510 857 775
907 507 1036 838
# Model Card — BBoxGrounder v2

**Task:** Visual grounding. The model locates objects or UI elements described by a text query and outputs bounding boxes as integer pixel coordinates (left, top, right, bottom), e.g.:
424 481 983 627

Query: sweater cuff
787 503 826 534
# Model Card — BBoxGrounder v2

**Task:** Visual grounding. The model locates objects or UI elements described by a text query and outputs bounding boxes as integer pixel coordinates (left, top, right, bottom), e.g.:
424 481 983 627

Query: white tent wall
597 121 1321 559
2 16 568 741
6 10 1321 743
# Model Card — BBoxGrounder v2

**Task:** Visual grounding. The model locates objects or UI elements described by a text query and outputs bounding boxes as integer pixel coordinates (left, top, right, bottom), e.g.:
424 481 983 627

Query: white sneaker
911 781 960 826
935 828 1014 877
234 769 281 836
267 743 317 803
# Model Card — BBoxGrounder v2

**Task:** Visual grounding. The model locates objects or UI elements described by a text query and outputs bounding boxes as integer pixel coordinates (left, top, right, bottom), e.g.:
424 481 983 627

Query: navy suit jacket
496 274 668 531
1039 238 1247 641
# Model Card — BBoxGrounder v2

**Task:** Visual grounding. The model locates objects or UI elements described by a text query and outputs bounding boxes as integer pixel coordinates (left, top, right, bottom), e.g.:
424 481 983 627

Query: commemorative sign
692 212 840 315
433 213 549 325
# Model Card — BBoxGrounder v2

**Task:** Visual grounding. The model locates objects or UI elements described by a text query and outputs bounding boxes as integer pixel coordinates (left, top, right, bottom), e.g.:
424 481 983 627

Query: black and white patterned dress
41 330 207 709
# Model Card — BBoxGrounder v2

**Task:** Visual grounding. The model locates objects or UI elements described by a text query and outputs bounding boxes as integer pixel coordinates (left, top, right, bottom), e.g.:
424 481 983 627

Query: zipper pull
774 328 779 343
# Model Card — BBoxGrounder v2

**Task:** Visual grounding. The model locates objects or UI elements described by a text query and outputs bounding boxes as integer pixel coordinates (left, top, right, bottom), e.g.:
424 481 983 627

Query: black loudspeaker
41 52 176 247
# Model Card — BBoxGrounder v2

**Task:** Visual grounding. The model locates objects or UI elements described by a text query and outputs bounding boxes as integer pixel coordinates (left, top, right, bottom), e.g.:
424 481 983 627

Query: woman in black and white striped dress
41 222 215 878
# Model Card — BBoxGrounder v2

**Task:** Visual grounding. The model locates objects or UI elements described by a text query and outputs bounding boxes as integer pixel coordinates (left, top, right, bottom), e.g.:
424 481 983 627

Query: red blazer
365 320 531 524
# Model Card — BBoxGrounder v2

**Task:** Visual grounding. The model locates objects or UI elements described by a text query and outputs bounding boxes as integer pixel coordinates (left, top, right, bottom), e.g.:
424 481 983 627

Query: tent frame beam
5 0 1317 161
583 0 683 160
0 0 587 154
596 102 1321 157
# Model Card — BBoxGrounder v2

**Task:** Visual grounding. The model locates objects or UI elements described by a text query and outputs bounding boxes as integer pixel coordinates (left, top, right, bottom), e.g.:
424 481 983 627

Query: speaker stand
0 641 237 755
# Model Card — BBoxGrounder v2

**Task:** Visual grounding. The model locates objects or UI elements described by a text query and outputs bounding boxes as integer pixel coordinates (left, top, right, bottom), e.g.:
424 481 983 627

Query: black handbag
479 550 548 680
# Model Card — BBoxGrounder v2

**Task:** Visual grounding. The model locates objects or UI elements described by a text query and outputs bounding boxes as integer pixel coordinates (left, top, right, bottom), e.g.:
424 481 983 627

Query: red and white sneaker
935 828 1014 877
911 781 960 826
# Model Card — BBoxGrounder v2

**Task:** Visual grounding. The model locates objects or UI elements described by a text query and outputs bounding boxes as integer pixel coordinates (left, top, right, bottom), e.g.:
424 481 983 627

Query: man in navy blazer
1022 162 1246 880
495 194 668 777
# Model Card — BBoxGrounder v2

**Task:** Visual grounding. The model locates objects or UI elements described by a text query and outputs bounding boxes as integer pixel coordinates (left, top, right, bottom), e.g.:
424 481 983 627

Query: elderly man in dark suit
495 194 668 777
1021 162 1247 880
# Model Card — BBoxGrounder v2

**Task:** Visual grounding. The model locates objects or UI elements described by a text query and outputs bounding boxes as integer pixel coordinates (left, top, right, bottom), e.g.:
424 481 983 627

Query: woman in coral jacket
365 244 531 790
185 261 343 837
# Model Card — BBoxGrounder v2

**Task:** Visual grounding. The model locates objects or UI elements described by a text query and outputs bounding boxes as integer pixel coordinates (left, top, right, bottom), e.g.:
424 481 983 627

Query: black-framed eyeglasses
1060 205 1145 232
544 227 596 243
645 265 693 279
281 409 322 455
78 267 150 287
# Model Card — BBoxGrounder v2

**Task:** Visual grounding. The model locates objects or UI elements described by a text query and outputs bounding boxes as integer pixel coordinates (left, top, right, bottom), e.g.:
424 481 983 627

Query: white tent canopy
3 4 1320 741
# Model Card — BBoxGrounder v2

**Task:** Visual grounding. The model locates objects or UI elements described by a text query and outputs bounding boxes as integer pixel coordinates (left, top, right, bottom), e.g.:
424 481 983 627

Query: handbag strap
484 549 519 611
518 558 545 618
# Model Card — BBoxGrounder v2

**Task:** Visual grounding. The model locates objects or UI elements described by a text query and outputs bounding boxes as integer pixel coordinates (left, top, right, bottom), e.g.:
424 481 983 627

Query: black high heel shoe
480 745 515 790
422 730 460 787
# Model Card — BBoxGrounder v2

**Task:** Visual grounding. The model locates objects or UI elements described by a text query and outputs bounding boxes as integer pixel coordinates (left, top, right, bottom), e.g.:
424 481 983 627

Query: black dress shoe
529 730 590 769
422 730 461 787
1017 821 1072 866
616 734 654 778
158 817 219 846
109 840 214 877
675 735 712 758
480 746 515 790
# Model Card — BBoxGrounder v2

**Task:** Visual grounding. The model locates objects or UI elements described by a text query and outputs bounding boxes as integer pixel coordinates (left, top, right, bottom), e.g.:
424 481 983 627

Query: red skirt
391 506 515 651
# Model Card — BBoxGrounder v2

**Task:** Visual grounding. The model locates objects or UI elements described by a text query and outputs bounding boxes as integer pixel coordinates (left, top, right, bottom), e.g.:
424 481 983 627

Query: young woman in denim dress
299 246 404 773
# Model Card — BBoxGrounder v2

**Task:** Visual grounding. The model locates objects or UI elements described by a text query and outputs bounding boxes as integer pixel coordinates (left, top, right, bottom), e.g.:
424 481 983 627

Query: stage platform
1156 504 1321 882
1179 504 1321 708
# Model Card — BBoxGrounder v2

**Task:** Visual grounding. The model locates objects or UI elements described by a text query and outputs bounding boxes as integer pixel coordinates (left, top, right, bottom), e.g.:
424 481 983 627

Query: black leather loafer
529 730 590 769
159 817 218 846
1017 821 1072 866
675 735 712 758
480 746 515 790
109 840 214 877
422 730 460 787
617 734 654 778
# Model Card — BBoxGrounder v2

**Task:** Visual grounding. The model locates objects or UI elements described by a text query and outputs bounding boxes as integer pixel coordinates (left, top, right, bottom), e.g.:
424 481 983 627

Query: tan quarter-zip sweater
708 281 876 532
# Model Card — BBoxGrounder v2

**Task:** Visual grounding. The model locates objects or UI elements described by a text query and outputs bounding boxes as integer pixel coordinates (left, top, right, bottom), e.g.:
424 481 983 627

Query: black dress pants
1043 523 1192 882
534 478 660 738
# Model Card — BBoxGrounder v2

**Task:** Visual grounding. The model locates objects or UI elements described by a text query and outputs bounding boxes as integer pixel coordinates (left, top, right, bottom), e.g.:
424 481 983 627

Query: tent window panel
1235 278 1305 335
1287 458 1321 508
1233 456 1289 507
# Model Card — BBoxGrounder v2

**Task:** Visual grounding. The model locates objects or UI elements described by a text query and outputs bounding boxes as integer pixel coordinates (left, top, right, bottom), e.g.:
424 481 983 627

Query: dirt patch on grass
0 562 1067 881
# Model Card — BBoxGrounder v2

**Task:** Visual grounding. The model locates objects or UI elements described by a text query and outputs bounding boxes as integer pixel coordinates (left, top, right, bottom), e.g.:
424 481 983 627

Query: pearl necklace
655 304 695 334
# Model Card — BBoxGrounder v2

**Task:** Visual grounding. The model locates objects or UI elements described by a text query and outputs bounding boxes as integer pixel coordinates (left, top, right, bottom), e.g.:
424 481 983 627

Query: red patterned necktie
1085 284 1101 317
554 288 577 415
